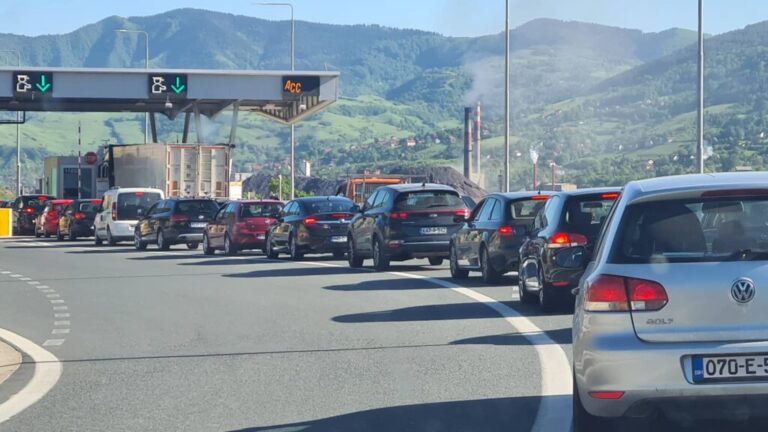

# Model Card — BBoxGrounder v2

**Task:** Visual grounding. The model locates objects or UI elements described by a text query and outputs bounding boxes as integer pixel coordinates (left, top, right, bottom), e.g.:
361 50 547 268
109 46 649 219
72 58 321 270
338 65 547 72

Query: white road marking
0 328 62 424
51 329 69 335
301 260 573 431
36 286 49 289
40 290 55 293
53 321 70 326
0 271 9 274
45 294 60 299
54 314 70 318
18 278 31 281
52 306 67 311
41 339 65 347
49 300 65 304
10 275 21 278
26 281 39 285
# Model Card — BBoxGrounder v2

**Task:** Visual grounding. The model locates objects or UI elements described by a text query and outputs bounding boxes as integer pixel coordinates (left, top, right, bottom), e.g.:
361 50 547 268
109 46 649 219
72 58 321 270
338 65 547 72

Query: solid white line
0 328 62 424
388 271 573 432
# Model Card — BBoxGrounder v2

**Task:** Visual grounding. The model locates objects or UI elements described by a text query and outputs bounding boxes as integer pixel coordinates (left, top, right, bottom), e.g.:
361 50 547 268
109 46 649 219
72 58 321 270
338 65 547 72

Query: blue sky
1 0 767 37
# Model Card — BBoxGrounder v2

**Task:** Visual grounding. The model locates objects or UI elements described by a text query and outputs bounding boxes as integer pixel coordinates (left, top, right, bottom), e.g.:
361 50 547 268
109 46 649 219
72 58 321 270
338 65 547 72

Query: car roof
239 200 283 204
490 191 551 201
166 197 216 201
385 183 458 193
623 172 768 201
548 187 622 198
295 196 351 202
50 199 73 204
111 188 164 194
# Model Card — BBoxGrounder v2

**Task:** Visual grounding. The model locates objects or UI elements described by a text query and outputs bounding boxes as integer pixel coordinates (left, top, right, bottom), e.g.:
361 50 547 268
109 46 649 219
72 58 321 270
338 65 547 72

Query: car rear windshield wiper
730 249 768 261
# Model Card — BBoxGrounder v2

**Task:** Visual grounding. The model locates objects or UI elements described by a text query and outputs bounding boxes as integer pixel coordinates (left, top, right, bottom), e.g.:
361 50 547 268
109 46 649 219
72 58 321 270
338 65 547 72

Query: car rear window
510 199 547 220
116 192 162 220
240 203 283 218
394 190 463 210
610 197 768 264
78 202 99 214
564 196 615 236
176 200 220 217
305 200 355 215
22 196 55 209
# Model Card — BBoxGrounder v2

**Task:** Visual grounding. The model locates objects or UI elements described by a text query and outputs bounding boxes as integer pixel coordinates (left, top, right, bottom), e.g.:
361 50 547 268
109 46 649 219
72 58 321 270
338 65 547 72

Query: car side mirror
351 205 362 213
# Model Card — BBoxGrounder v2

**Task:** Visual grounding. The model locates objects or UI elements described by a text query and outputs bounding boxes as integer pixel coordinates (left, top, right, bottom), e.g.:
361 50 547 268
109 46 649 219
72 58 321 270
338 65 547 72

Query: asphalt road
0 238 762 431
0 237 573 432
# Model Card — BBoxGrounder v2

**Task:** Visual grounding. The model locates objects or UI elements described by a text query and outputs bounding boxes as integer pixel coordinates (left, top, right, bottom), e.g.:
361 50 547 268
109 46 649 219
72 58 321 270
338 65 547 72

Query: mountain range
0 8 764 194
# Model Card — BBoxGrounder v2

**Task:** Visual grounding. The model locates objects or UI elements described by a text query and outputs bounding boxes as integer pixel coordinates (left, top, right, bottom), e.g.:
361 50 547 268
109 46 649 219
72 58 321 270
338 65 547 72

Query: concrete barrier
0 209 11 238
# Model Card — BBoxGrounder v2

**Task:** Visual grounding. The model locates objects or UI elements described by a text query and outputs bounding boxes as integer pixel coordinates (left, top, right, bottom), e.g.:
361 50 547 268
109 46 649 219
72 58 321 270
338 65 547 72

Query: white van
94 188 164 245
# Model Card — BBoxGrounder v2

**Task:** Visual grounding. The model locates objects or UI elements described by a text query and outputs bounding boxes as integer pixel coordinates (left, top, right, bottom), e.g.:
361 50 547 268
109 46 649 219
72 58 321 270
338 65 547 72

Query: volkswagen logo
731 278 756 304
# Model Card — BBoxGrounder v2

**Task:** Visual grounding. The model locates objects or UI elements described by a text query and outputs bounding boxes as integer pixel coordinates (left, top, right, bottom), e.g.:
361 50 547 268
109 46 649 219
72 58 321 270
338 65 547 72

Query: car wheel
157 230 171 251
265 234 279 259
347 237 364 268
428 257 444 266
107 227 117 246
289 234 303 261
372 237 390 271
224 234 238 256
44 230 51 239
480 246 502 284
538 267 557 312
187 242 200 250
34 227 42 238
68 228 77 241
94 232 103 246
518 265 537 304
449 244 469 279
203 234 215 255
134 231 147 251
573 378 615 432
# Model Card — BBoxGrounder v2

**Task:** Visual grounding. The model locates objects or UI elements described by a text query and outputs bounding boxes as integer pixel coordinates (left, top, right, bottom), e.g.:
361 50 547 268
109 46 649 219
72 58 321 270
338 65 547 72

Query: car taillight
47 211 56 218
531 195 549 201
589 391 625 400
455 208 469 219
303 217 317 226
170 214 188 224
547 232 587 249
498 226 513 236
584 275 668 312
390 212 408 220
23 207 34 214
111 202 117 221
74 212 85 221
601 192 620 200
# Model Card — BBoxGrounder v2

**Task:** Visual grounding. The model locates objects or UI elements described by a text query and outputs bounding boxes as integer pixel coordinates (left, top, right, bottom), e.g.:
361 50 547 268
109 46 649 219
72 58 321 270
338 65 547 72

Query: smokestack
474 102 481 178
464 107 473 179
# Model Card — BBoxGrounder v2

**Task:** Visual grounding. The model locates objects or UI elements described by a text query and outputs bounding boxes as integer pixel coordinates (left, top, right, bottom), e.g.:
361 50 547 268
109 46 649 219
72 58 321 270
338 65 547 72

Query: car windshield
510 199 547 220
176 200 220 217
305 200 355 214
116 192 163 220
240 203 283 218
564 196 616 237
78 202 99 214
394 191 463 210
611 197 768 263
22 196 54 210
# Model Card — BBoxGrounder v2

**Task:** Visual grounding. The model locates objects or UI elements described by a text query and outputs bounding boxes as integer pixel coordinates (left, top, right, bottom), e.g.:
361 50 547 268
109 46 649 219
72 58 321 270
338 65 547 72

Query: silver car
573 172 768 430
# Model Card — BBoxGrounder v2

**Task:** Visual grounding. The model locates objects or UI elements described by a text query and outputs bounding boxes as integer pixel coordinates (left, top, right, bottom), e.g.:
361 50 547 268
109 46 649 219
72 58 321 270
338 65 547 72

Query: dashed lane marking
53 321 70 326
51 329 70 335
41 339 65 347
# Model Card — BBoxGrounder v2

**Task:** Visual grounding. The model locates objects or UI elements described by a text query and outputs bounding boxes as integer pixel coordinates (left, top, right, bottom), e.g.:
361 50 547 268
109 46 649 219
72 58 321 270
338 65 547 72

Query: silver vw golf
573 172 768 430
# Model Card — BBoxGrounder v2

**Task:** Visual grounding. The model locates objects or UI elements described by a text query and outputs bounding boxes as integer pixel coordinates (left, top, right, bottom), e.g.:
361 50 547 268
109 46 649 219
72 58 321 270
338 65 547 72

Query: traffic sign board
84 152 98 165
148 74 188 99
282 76 320 100
13 72 53 98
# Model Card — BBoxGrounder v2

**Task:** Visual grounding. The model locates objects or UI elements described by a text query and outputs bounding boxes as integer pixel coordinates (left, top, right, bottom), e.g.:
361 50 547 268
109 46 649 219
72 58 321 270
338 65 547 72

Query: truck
104 144 231 199
335 174 425 205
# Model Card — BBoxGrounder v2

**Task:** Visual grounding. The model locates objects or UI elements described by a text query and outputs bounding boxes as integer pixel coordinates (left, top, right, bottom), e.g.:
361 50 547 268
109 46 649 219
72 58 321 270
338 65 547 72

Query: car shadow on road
5 242 97 249
224 266 371 278
228 396 540 432
325 278 449 291
451 328 572 346
333 301 568 324
127 253 214 260
178 257 274 266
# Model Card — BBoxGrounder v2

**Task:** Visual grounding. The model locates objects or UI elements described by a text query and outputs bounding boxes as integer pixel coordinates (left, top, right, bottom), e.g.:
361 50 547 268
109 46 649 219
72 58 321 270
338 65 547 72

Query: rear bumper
109 221 138 240
388 240 450 259
165 228 205 244
233 231 267 249
71 222 95 237
575 329 768 419
300 234 348 253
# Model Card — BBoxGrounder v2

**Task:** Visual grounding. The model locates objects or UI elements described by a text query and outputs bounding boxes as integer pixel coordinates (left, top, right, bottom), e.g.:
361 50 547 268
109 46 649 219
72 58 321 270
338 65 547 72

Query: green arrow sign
170 76 186 94
35 75 51 93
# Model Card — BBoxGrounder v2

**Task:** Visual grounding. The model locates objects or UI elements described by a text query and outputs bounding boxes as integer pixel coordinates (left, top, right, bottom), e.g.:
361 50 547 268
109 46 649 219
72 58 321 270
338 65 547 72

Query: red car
35 199 73 238
203 200 283 255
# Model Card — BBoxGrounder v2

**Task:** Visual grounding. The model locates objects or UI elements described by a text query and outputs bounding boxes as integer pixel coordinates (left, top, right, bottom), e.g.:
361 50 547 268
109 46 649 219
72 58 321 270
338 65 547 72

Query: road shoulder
0 340 21 386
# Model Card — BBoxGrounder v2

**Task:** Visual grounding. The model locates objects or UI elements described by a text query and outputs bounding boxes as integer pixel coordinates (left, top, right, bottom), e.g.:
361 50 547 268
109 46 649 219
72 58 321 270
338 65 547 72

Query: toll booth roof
0 67 340 124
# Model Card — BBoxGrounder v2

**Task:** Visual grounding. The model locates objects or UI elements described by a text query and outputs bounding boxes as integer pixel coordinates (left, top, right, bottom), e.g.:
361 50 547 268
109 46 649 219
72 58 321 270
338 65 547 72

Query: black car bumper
164 228 205 244
387 239 450 260
299 234 348 254
71 221 95 237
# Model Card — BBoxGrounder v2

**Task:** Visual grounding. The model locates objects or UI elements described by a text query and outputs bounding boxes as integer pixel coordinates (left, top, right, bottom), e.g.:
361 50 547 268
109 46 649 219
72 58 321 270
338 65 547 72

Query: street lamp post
503 0 510 192
696 0 705 174
1 50 21 195
256 2 295 199
115 29 150 144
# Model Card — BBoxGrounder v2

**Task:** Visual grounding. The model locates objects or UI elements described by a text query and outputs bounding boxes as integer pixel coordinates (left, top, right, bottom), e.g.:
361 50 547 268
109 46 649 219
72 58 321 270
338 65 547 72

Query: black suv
12 195 56 235
347 183 469 271
450 192 549 283
518 188 621 311
134 198 220 251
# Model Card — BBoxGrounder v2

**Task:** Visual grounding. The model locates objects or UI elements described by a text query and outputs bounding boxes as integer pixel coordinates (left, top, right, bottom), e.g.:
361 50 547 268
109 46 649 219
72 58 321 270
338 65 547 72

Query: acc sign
282 76 320 100
13 72 53 98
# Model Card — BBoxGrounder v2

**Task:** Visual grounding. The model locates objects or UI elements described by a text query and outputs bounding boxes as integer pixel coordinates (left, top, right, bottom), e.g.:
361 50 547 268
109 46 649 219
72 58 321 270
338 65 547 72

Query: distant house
405 138 416 148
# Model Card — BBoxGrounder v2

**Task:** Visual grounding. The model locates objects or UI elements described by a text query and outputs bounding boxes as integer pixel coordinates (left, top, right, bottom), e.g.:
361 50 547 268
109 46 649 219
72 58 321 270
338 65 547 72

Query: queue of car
8 171 768 429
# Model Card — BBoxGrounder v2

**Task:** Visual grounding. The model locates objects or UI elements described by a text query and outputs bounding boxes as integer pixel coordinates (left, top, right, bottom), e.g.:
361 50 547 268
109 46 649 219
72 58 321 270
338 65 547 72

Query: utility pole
77 122 82 199
696 0 705 174
503 0 511 192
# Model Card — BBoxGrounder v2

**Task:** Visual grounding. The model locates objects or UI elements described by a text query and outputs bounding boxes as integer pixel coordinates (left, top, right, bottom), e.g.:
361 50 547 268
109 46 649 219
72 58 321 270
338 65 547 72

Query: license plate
331 236 347 243
693 354 768 383
420 227 447 235
191 222 207 228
